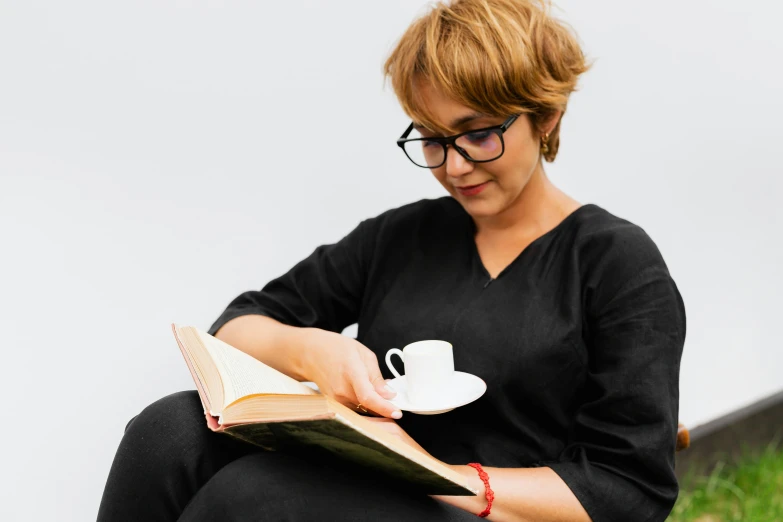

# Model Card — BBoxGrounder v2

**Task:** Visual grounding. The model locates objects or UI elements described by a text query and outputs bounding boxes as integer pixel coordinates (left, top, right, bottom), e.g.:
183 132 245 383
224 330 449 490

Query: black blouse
209 197 686 522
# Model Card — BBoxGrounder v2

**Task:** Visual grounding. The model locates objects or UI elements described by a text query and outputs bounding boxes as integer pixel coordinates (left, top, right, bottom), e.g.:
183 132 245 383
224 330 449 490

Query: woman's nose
444 145 474 177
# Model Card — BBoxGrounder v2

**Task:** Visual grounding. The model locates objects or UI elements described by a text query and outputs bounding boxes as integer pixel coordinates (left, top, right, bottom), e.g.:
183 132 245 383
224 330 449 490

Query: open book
172 324 477 496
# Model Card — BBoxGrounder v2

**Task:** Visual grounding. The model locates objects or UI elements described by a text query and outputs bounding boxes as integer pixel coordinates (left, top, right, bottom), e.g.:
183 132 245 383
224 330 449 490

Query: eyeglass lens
403 129 503 168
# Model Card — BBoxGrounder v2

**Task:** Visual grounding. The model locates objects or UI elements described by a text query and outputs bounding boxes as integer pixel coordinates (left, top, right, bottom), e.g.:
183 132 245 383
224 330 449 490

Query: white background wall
1 1 781 520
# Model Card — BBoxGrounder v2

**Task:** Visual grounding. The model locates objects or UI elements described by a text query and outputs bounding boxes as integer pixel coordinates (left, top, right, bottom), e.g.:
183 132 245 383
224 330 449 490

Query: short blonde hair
384 0 590 162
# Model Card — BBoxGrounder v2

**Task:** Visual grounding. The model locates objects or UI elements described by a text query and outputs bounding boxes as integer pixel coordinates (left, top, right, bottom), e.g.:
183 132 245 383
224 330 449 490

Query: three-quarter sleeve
549 233 686 521
208 217 378 336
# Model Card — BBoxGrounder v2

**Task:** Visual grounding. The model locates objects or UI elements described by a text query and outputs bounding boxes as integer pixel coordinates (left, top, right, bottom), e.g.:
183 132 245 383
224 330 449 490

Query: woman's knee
126 390 203 434
120 391 206 465
126 390 202 430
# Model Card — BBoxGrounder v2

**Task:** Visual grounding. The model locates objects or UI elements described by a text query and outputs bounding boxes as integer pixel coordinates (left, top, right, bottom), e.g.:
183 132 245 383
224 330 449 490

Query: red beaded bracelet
467 462 494 518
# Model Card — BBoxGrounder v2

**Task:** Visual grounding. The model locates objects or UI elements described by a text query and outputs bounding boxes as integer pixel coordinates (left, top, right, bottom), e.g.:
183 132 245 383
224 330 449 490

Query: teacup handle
385 348 404 379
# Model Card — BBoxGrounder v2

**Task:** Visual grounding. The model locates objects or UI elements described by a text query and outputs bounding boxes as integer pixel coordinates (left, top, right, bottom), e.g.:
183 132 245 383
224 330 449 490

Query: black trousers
97 391 478 521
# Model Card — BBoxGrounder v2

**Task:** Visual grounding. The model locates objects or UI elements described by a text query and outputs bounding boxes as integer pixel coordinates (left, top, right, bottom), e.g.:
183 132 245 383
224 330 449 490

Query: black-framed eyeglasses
396 115 519 169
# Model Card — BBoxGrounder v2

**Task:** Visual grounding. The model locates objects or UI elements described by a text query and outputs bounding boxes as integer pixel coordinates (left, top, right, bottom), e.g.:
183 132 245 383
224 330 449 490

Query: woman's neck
472 164 581 240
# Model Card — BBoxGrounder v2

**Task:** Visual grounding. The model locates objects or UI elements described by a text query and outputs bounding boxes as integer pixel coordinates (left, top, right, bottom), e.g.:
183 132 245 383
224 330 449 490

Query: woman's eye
465 130 492 143
422 140 440 148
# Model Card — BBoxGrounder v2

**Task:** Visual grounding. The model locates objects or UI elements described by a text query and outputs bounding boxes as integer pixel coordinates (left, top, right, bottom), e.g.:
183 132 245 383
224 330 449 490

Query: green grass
668 441 783 522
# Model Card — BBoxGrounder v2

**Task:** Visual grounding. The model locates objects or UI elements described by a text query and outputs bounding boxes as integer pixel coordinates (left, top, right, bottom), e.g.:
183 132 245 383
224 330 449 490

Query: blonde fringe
384 0 591 162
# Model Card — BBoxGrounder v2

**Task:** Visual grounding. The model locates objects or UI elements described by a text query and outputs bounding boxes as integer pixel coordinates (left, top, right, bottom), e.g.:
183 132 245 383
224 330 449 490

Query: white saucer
386 372 487 415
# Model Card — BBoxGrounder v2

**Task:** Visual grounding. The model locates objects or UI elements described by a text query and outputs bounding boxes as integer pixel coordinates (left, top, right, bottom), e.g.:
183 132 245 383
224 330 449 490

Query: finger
349 368 402 419
372 375 397 400
362 356 397 400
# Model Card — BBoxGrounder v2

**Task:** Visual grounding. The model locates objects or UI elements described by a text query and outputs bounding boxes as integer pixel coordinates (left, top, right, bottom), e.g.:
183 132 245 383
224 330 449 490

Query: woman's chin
455 196 504 220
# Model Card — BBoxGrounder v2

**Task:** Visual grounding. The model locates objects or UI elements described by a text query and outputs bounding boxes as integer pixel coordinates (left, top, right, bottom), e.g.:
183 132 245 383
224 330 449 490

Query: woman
98 0 685 520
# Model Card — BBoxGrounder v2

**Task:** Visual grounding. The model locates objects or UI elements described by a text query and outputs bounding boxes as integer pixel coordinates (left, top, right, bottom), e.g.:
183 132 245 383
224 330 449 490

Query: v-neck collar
455 201 596 283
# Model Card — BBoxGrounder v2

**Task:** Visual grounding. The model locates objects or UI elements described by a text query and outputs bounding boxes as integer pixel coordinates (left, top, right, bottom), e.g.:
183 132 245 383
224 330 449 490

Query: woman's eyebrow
412 112 490 133
449 112 489 128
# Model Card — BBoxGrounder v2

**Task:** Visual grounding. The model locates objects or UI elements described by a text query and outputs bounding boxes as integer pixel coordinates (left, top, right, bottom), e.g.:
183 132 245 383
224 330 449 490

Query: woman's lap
179 448 477 521
98 391 477 522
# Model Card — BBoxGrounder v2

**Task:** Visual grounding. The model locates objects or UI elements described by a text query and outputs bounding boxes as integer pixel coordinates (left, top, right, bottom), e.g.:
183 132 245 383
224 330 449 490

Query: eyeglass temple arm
397 123 415 145
500 114 519 131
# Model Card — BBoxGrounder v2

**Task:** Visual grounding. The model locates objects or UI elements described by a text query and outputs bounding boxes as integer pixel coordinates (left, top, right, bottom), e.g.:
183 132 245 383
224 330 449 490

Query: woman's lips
455 181 490 196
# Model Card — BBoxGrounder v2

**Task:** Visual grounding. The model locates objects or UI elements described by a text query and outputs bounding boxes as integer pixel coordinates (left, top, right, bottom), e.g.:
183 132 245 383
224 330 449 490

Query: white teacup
385 340 455 406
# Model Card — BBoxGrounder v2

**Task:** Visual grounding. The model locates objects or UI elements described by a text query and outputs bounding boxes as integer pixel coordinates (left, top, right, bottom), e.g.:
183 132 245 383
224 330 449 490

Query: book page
174 324 223 415
176 328 212 413
193 327 319 407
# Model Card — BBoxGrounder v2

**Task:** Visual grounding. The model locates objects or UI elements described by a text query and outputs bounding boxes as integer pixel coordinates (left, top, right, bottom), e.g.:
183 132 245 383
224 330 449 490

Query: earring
541 133 550 155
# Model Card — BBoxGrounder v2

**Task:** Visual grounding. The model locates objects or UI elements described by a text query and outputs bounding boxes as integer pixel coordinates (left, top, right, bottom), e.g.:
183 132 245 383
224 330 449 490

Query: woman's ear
542 110 563 136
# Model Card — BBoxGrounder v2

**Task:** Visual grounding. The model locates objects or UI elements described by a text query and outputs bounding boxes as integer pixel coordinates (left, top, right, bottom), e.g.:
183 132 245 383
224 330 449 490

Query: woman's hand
299 328 402 419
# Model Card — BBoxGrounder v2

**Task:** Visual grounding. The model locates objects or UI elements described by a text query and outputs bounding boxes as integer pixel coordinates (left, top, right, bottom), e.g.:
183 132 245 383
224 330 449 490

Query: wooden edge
675 389 783 480
676 423 690 452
